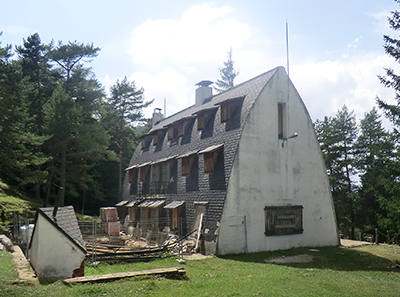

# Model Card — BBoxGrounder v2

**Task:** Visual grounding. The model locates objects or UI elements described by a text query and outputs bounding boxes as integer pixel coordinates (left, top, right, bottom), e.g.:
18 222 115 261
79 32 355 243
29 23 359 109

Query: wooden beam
63 267 186 284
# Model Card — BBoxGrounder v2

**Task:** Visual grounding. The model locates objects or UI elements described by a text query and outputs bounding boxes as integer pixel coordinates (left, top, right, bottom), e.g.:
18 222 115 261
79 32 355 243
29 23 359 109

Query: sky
2 0 400 124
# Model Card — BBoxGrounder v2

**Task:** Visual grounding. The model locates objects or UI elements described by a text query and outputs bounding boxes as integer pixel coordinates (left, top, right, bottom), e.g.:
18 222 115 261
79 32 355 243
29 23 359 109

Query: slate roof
122 67 281 235
30 206 86 253
124 67 278 178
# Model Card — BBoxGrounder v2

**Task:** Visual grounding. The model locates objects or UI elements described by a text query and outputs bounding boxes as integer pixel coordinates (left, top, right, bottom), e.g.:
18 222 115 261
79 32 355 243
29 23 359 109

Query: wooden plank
63 267 186 284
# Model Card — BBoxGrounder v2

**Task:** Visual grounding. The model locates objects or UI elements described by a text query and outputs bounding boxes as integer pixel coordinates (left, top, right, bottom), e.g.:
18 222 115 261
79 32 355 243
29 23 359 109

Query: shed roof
116 200 128 207
138 200 165 208
164 201 185 209
30 206 86 253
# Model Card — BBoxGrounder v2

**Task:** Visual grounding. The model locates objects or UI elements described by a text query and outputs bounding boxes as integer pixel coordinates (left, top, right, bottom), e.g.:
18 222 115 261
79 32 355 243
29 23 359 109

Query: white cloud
290 53 398 123
130 68 192 118
129 4 251 70
125 3 253 118
117 3 400 128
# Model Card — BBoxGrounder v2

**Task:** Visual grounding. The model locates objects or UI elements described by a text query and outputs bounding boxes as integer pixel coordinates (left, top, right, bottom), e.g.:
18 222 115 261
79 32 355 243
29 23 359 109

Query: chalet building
122 66 339 255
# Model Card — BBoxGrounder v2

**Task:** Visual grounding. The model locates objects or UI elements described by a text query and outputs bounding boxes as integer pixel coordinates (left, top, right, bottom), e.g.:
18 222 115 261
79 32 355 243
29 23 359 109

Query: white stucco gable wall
217 67 339 255
29 214 85 279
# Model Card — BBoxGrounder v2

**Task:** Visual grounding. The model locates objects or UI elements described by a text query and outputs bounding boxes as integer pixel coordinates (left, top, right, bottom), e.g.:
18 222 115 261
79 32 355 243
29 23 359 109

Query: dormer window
178 121 185 136
152 128 166 146
139 163 151 182
178 150 199 176
198 144 223 173
153 133 159 145
194 107 218 131
141 135 152 149
167 125 178 140
216 96 245 123
126 164 139 183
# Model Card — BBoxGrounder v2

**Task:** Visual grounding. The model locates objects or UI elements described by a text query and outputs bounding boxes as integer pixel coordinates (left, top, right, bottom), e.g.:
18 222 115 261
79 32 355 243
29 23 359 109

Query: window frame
264 205 303 236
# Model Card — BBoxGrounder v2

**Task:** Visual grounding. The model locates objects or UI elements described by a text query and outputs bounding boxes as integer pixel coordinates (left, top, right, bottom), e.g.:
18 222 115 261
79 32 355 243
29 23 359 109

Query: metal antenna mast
286 21 289 77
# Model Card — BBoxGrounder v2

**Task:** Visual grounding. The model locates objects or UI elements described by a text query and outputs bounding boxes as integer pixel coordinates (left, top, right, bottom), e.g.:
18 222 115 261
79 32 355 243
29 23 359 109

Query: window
204 152 215 173
216 96 245 123
194 107 218 131
178 121 185 136
264 205 303 236
128 168 137 183
199 144 223 173
164 201 185 230
168 125 178 140
278 103 287 139
181 155 194 176
220 104 230 122
139 165 149 182
153 133 158 145
197 113 207 130
141 135 152 149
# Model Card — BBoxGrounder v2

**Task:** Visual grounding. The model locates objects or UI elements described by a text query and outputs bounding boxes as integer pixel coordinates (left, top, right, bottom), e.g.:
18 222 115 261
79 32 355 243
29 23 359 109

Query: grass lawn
1 245 400 297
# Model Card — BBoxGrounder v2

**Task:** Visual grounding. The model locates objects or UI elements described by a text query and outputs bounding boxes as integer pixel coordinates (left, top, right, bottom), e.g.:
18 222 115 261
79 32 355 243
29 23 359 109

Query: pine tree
0 37 49 188
376 0 400 243
105 77 152 201
214 48 239 93
16 33 56 202
315 105 358 239
354 108 393 239
43 41 112 208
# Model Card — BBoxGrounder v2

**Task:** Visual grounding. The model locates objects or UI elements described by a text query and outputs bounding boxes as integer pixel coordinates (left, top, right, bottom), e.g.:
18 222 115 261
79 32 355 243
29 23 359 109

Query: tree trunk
60 150 66 206
118 139 123 202
44 159 55 207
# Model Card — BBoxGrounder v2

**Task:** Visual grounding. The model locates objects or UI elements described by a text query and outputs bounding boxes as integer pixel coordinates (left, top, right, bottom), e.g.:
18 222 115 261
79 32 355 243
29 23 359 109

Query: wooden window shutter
178 121 185 136
204 151 215 173
172 208 178 229
181 156 191 176
197 113 206 130
168 126 174 140
220 104 230 122
129 169 134 183
139 165 148 182
153 133 158 145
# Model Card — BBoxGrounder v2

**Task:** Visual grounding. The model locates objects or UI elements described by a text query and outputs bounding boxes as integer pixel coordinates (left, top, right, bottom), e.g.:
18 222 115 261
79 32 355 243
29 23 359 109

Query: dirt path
11 245 37 281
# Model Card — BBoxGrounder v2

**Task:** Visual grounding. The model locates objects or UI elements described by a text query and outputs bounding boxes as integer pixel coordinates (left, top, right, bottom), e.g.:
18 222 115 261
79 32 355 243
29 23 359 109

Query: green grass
1 245 400 296
0 181 41 226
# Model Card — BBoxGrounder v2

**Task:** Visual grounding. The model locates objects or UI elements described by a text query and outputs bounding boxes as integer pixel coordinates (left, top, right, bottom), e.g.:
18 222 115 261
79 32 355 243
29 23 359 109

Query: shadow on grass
218 246 400 272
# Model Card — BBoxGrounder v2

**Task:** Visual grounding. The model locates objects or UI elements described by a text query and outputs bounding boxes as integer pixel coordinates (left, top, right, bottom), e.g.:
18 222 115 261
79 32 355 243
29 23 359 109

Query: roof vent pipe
195 80 213 106
152 108 163 127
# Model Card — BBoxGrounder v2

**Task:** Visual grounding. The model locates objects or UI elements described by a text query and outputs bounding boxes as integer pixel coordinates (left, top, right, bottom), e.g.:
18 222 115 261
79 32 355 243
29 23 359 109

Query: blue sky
2 0 400 122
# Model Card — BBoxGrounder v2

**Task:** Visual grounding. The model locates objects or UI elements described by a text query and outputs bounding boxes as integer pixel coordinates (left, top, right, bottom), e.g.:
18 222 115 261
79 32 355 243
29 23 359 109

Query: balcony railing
133 181 177 196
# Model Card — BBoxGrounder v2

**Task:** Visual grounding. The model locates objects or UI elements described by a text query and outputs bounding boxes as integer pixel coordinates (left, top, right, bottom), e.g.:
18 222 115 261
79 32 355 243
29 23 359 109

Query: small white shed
29 206 86 280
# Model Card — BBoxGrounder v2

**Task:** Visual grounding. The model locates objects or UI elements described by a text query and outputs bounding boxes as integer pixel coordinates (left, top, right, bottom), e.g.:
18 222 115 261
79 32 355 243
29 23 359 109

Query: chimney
195 80 213 106
152 108 163 127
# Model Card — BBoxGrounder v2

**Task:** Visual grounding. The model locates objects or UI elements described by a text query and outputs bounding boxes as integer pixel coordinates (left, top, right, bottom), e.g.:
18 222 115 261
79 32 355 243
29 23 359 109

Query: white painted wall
29 214 85 279
217 67 339 255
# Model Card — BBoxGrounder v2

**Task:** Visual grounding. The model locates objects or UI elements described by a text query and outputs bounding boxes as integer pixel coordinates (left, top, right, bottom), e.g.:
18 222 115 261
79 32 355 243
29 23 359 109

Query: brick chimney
195 80 213 106
152 108 163 127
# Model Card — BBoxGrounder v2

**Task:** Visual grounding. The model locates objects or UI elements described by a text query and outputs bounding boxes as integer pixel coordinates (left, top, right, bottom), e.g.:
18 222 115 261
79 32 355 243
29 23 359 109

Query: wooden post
375 228 378 244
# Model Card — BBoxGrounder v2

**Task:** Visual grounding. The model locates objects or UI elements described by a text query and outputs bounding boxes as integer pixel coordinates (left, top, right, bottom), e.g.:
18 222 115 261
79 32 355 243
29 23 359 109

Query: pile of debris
100 207 120 236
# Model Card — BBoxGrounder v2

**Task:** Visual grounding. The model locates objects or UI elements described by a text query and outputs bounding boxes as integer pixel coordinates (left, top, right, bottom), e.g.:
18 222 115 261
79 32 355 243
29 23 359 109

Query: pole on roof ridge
286 21 289 77
164 97 166 118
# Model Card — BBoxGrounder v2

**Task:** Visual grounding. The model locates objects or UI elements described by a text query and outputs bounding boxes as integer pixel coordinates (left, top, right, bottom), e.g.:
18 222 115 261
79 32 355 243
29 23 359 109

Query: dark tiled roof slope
39 206 85 251
125 67 278 174
122 67 279 237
